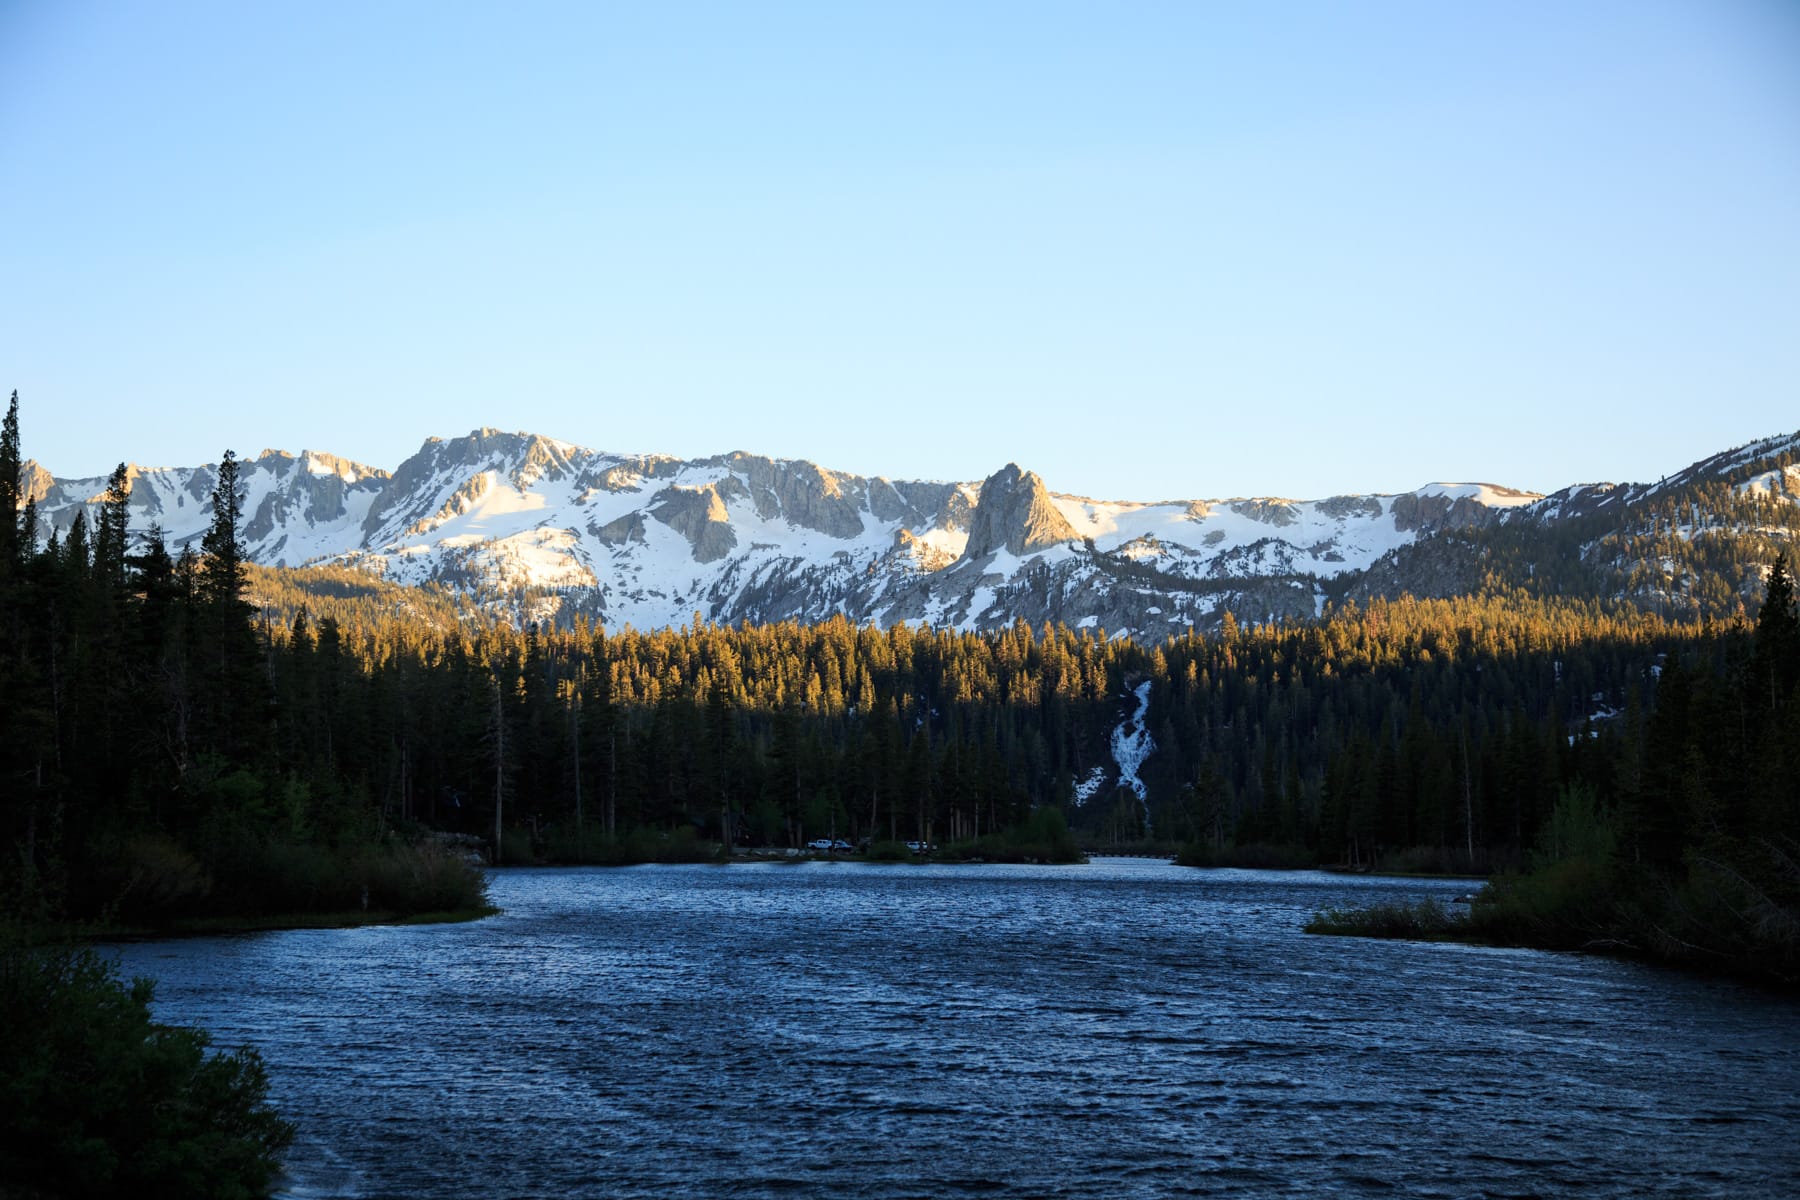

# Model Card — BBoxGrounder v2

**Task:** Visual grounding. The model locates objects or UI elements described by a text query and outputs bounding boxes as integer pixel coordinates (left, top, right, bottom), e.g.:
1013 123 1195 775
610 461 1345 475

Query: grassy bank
529 810 1090 867
1307 856 1800 990
1177 841 1321 870
537 826 724 865
938 809 1085 864
50 833 496 940
1307 897 1467 939
1079 838 1184 859
1177 841 1502 876
75 904 499 942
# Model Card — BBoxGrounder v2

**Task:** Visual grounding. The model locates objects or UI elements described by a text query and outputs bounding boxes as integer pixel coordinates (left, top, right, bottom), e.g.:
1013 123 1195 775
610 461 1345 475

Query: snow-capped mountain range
24 427 1799 636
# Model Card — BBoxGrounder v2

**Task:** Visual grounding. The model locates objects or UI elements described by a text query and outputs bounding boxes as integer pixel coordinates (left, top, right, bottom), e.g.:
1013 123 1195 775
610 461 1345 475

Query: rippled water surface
108 861 1800 1198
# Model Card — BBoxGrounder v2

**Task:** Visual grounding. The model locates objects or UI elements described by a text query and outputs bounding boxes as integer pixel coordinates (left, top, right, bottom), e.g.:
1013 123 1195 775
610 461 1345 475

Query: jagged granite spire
961 463 1079 559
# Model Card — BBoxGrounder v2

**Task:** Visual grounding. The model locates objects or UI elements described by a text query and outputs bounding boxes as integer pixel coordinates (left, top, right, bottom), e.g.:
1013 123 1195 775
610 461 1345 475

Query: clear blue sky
3 0 1796 500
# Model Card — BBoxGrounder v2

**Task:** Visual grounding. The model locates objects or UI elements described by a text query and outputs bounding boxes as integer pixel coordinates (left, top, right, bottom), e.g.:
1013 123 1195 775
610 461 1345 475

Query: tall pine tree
0 391 21 573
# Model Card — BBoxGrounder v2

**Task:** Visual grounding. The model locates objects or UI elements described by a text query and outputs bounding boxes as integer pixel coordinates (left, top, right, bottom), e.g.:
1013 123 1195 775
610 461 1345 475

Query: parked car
806 838 835 852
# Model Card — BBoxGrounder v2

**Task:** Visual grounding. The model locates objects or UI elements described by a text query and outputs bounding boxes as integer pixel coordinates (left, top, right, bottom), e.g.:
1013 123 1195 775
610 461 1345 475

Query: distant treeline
226 571 1692 871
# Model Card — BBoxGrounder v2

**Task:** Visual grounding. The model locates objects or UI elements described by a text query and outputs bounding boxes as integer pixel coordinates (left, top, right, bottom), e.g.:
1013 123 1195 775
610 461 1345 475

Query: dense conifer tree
0 391 20 574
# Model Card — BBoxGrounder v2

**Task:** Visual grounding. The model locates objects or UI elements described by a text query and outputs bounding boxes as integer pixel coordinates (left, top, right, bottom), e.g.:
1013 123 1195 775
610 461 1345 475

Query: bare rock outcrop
648 485 737 562
713 453 868 539
961 464 1079 559
18 460 55 505
1229 498 1299 527
592 512 646 546
1390 491 1506 534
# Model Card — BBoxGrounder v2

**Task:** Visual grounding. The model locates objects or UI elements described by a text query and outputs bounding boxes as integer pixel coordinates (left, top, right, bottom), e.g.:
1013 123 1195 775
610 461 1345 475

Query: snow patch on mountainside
1048 483 1520 582
1414 482 1539 507
47 423 1792 637
1073 765 1109 806
1111 681 1155 832
1738 466 1800 503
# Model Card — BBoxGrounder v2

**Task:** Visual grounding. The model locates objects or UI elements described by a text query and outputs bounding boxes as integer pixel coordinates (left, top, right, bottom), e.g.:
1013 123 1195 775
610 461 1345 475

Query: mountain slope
1346 431 1800 621
28 427 1797 635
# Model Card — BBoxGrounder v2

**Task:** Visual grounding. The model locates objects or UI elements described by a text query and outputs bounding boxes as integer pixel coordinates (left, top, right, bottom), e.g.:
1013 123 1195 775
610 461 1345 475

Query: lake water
107 860 1800 1198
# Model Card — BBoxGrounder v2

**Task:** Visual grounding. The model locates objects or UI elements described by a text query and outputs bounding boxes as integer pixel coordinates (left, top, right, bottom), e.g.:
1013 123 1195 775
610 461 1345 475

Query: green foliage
1369 845 1498 876
0 391 21 568
0 938 293 1199
498 827 535 867
358 842 493 913
541 826 719 865
1464 860 1620 949
205 839 490 918
198 451 248 611
0 400 494 926
1531 783 1616 871
1306 898 1462 939
944 806 1084 864
1302 549 1800 985
1664 854 1800 982
93 834 213 923
1176 841 1320 869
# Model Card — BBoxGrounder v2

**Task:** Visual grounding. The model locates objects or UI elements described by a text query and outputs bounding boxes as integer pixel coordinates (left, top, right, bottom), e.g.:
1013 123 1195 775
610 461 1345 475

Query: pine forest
1 393 1797 985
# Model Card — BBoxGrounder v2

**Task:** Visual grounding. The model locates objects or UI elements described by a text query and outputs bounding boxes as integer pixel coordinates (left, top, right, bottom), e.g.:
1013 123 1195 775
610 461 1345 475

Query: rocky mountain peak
961 463 1080 560
19 460 56 505
29 423 1791 641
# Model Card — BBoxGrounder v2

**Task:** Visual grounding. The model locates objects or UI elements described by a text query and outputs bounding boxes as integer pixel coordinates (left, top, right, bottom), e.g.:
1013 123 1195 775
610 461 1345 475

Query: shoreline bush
941 808 1084 864
0 938 293 1199
1176 841 1320 870
75 836 492 928
540 825 720 866
1306 898 1464 939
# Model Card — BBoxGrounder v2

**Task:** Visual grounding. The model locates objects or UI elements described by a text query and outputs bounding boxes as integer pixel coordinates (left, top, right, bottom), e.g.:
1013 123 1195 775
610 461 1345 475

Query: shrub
169 836 492 921
359 842 492 914
541 825 606 864
87 834 214 923
1466 859 1619 949
1177 841 1318 870
944 808 1084 864
497 827 536 866
631 827 719 863
1531 783 1617 872
1371 845 1502 877
1307 898 1463 939
218 840 346 914
0 939 293 1199
540 826 722 866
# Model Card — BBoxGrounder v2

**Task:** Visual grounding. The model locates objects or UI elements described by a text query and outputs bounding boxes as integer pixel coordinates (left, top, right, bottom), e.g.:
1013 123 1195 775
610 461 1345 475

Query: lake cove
108 860 1800 1199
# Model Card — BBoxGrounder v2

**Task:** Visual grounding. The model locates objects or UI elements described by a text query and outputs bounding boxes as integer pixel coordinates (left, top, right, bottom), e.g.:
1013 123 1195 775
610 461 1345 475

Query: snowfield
39 423 1786 637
